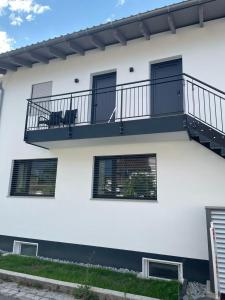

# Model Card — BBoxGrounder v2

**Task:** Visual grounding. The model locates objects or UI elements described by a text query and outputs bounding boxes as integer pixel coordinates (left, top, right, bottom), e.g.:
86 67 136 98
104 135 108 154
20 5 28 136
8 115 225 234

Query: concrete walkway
0 280 76 300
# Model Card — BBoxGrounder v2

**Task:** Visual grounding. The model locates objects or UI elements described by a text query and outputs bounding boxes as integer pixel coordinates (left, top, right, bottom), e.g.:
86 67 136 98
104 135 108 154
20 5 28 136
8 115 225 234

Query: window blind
93 154 157 200
10 159 57 197
30 81 52 116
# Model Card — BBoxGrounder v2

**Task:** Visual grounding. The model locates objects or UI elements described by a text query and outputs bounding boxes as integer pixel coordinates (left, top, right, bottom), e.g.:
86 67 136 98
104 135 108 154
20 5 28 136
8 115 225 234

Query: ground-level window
13 241 38 257
142 258 183 283
10 159 57 197
93 154 157 200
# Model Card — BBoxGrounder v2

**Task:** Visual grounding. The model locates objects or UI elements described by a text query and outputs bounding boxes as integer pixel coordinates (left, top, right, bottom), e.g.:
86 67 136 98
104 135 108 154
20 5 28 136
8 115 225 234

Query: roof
0 0 224 74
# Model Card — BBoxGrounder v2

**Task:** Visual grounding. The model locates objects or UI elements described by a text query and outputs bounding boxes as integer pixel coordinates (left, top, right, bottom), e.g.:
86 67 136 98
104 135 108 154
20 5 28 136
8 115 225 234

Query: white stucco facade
0 18 225 266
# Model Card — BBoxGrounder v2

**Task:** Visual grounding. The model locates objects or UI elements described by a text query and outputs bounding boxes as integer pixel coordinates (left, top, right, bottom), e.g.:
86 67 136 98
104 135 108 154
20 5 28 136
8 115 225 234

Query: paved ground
0 278 212 300
0 280 76 300
183 282 211 300
0 296 17 300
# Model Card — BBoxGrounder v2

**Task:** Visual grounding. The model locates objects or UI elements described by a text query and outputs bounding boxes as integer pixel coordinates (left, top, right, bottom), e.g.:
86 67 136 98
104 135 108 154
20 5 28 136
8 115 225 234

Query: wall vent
142 258 184 283
13 241 38 257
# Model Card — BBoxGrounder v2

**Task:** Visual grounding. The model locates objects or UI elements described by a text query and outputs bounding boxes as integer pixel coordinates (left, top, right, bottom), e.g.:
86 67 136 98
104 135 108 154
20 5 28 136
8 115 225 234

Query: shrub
73 285 99 300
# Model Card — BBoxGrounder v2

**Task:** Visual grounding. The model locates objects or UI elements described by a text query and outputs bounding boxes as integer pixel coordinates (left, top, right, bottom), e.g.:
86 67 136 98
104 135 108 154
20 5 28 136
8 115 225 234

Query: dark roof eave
0 0 222 73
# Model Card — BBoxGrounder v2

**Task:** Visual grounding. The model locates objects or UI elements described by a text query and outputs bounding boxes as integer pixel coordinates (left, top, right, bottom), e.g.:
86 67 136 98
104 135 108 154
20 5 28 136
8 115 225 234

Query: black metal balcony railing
24 73 225 139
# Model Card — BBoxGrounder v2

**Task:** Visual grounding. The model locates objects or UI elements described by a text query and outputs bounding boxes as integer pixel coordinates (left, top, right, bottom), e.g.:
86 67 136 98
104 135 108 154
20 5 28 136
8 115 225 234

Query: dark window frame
10 158 58 197
93 154 157 201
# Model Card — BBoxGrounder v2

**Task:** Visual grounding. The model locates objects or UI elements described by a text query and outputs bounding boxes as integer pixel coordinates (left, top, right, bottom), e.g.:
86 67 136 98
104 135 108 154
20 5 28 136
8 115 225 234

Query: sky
0 0 182 54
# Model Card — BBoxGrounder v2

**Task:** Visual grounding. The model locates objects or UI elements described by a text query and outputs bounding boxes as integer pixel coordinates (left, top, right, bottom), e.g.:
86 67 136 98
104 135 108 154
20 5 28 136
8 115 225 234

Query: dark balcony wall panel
25 115 186 144
122 115 186 136
26 127 69 143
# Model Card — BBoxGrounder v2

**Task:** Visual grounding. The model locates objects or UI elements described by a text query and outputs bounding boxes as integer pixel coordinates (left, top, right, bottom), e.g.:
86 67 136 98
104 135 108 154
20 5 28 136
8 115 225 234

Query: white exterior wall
0 19 225 261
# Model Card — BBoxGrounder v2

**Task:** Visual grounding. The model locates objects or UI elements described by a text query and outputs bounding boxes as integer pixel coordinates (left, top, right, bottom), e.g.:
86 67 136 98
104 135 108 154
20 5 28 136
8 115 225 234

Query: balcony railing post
182 76 185 113
24 100 30 141
120 87 124 134
68 94 73 138
192 80 195 117
182 76 187 129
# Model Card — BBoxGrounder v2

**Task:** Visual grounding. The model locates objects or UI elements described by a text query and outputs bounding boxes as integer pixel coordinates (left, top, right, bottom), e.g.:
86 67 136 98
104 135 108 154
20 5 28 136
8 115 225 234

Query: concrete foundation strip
0 268 160 300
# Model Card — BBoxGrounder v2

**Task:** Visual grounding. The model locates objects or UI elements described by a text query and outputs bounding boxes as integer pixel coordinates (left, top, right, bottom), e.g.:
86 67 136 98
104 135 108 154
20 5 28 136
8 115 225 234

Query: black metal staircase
186 115 225 158
184 74 225 159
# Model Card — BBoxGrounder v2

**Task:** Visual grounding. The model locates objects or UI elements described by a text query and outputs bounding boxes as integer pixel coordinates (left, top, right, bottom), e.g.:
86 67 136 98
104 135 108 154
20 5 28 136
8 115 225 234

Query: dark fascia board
25 115 186 144
0 0 222 73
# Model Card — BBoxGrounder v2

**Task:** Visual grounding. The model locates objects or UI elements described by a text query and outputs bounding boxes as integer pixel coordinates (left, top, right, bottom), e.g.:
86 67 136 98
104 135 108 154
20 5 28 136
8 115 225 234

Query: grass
0 255 180 300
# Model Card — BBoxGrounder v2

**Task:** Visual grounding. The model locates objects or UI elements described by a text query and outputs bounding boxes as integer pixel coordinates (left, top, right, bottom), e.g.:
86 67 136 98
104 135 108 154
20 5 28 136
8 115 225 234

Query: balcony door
151 59 183 116
92 72 116 124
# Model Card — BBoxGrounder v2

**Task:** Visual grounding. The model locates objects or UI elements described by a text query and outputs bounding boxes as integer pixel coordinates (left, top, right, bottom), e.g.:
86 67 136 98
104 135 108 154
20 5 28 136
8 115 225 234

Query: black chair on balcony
63 109 77 126
38 111 63 128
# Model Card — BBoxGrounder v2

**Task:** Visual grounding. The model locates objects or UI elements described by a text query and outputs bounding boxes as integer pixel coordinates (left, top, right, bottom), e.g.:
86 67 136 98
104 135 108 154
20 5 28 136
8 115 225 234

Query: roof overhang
0 0 224 74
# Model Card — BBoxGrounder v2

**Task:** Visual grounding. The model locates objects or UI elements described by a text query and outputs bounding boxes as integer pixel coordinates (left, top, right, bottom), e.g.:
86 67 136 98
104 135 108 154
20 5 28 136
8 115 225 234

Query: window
93 154 157 200
30 81 52 116
13 241 38 257
10 159 57 197
142 258 183 283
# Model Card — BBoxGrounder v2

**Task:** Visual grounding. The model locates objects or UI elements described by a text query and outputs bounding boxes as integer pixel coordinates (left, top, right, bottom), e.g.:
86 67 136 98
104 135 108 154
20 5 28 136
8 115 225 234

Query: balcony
24 73 225 148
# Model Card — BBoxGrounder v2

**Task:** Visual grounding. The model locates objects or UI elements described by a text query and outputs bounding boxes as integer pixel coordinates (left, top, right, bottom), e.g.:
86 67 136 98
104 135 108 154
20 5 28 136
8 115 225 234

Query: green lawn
0 255 180 300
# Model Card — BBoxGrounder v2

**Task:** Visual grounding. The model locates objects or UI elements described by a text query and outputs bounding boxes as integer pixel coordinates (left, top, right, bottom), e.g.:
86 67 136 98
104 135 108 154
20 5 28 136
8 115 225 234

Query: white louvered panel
219 274 225 281
213 219 225 223
217 245 225 250
217 254 225 265
213 218 225 223
215 224 225 228
215 229 225 234
213 215 225 220
218 252 225 258
218 281 225 292
217 240 225 246
217 241 225 246
212 209 225 294
212 211 225 215
215 226 225 230
217 259 225 265
215 234 225 240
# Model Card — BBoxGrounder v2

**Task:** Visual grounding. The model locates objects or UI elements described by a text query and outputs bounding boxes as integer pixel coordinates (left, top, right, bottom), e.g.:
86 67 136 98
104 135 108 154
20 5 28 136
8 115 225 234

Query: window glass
93 155 157 200
10 159 57 197
20 244 37 257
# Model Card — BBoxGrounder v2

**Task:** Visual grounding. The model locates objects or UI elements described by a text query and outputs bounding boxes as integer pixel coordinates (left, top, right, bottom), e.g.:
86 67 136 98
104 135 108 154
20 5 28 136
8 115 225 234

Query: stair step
187 116 225 158
188 129 209 143
189 128 199 138
210 142 222 150
221 149 225 157
199 135 210 144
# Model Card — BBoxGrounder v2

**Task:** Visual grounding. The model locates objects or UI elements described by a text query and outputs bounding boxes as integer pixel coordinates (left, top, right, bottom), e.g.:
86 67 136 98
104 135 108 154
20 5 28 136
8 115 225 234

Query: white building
0 0 225 293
